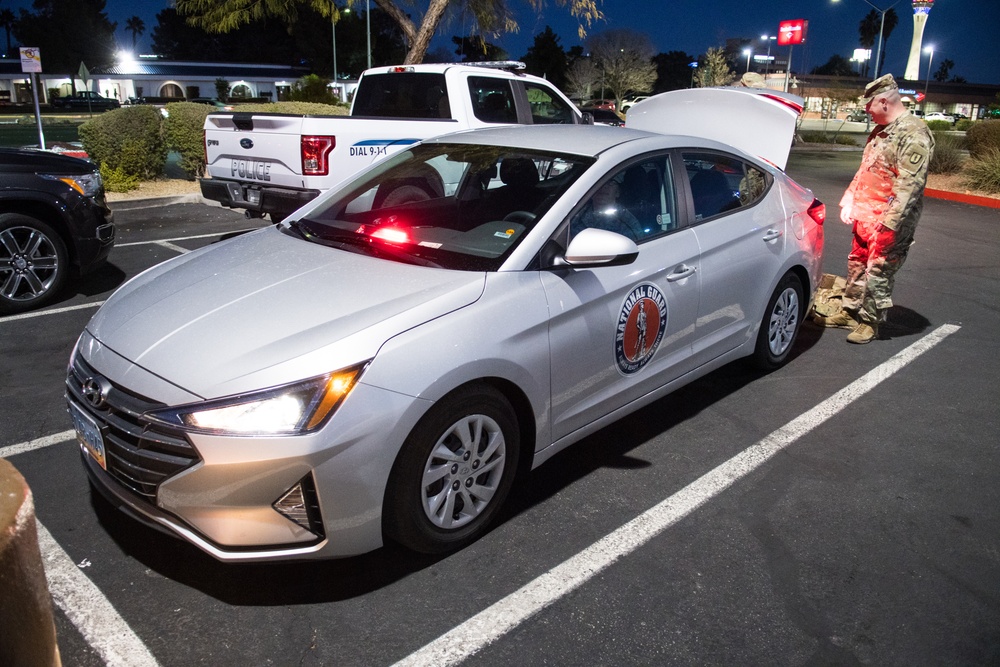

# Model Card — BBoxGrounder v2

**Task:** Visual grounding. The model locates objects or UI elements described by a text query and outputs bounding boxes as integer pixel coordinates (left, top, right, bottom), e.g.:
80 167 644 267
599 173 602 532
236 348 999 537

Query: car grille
66 354 201 504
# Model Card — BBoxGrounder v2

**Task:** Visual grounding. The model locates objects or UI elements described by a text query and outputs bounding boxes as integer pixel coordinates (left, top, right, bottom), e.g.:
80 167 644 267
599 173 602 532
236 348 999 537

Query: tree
694 47 734 88
125 16 145 51
812 54 856 77
933 58 954 82
0 9 16 57
14 0 118 89
858 8 898 78
585 29 656 108
451 34 506 61
174 0 604 65
521 26 568 90
565 56 600 101
652 50 696 92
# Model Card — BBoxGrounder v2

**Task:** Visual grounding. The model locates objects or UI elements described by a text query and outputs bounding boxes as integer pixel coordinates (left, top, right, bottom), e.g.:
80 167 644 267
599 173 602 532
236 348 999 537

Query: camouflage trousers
842 218 911 324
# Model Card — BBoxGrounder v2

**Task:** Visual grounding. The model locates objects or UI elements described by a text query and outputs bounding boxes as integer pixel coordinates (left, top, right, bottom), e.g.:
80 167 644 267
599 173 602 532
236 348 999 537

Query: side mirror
581 111 595 125
554 228 638 268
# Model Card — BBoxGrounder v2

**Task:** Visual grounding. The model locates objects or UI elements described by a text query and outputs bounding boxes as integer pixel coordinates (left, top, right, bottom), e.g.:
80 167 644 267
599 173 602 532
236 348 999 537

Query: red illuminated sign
778 19 807 46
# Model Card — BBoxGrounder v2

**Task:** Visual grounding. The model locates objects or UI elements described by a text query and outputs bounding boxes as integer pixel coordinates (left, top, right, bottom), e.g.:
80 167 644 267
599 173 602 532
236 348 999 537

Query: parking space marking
154 240 191 255
395 324 961 667
0 302 104 324
115 228 261 248
37 521 161 667
0 430 75 459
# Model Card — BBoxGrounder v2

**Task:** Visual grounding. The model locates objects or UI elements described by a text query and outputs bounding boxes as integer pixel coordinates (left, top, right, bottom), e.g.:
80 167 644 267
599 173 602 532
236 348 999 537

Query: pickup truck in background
200 62 586 222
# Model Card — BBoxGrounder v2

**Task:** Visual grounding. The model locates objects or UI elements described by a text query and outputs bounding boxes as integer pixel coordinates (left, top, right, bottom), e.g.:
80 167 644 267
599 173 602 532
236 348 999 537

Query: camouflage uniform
840 105 934 325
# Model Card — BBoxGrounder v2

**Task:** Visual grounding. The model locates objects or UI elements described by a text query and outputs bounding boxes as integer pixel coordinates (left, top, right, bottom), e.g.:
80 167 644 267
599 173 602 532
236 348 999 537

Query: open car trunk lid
625 88 803 171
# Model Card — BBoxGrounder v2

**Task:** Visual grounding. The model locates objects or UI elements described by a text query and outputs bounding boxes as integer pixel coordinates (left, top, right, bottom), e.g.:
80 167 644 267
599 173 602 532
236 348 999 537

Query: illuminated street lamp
832 0 902 79
743 48 752 72
922 45 934 110
760 34 777 75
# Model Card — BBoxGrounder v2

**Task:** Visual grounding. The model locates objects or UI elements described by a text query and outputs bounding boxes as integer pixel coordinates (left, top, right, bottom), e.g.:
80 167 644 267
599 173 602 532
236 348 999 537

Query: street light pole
366 0 372 70
922 45 934 111
760 34 776 76
743 48 752 72
331 2 338 95
832 0 901 79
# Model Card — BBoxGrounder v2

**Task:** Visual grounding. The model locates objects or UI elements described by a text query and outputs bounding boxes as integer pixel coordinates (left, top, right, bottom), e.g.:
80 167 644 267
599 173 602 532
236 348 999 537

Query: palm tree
0 9 16 58
858 8 898 78
125 16 145 51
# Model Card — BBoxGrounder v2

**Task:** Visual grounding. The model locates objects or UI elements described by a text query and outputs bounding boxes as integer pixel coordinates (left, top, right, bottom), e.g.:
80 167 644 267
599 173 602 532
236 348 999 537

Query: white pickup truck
200 62 586 221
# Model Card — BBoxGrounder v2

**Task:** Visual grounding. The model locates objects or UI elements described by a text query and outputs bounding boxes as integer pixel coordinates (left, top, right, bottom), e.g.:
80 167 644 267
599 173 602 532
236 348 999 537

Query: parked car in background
924 111 955 124
620 96 650 112
585 98 617 111
50 91 121 111
68 87 823 562
582 107 626 126
846 109 871 122
0 149 114 314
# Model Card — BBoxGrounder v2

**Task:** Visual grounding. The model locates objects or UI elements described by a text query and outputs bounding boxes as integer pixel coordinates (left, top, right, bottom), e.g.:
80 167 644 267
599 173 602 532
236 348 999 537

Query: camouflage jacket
841 111 935 233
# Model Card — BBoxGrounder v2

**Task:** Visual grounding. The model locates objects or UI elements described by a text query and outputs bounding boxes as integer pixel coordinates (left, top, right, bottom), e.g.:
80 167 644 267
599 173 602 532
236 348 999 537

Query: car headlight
42 171 103 198
146 363 368 436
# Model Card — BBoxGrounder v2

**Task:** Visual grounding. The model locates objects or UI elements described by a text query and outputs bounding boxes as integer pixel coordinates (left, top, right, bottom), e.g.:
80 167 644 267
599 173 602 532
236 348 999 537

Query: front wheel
384 385 520 554
751 273 804 370
0 214 69 315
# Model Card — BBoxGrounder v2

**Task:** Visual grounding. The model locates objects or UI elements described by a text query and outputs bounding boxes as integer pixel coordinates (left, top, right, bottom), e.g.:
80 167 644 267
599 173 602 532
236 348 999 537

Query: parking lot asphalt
2 152 999 666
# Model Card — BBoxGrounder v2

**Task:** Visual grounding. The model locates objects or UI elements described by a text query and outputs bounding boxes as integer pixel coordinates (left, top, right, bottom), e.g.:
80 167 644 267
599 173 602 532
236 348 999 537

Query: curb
0 458 61 667
925 188 1000 209
108 192 209 212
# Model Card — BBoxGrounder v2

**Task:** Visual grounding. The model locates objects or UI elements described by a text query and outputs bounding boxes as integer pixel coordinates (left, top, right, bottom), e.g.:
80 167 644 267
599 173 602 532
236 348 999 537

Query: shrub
163 101 212 178
926 120 952 132
79 106 166 180
99 163 140 192
929 132 965 174
966 120 1000 159
797 131 856 146
230 101 348 116
956 119 974 132
289 74 340 105
963 148 1000 194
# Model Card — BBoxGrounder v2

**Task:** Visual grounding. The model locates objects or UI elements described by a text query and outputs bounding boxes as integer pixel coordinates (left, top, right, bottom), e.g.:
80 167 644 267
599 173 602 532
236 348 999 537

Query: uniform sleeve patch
900 143 929 176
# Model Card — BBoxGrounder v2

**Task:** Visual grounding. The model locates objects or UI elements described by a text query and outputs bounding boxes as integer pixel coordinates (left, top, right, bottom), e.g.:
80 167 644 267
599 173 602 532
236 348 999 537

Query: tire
0 214 69 315
384 385 520 554
751 272 804 370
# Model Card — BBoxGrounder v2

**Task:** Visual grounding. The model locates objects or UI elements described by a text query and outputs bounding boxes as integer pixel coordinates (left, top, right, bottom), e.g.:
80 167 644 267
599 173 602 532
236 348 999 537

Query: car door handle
666 265 697 282
762 229 783 242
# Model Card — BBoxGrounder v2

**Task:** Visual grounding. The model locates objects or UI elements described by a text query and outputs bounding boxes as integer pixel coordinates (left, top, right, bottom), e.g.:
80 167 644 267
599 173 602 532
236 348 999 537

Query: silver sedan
66 89 825 561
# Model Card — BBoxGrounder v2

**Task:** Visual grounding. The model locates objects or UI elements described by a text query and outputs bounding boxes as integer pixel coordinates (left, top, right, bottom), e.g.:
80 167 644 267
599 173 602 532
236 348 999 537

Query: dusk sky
8 0 1000 85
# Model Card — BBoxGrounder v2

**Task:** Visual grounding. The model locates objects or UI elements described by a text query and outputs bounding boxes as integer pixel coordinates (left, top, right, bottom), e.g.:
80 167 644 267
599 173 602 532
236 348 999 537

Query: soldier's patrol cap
863 73 898 103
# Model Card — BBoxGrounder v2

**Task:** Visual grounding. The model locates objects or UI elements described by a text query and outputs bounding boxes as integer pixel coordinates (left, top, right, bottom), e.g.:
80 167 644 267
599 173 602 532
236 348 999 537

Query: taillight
807 198 826 225
302 136 335 175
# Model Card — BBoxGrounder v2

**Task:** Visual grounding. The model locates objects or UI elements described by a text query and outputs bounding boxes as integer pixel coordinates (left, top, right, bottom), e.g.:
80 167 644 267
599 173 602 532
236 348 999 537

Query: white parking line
154 240 191 254
0 302 104 324
0 430 75 459
115 228 261 248
394 324 962 667
36 521 161 667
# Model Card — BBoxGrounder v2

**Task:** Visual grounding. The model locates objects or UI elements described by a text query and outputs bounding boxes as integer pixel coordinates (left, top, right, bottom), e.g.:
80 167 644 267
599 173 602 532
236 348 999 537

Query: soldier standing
814 74 935 344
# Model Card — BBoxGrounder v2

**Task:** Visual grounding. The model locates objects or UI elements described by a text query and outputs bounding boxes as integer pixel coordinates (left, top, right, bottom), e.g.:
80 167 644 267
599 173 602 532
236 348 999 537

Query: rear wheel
384 385 520 554
0 214 69 315
752 273 803 370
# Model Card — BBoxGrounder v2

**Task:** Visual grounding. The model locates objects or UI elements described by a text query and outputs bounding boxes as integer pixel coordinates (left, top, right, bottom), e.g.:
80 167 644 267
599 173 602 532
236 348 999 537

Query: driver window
569 158 676 243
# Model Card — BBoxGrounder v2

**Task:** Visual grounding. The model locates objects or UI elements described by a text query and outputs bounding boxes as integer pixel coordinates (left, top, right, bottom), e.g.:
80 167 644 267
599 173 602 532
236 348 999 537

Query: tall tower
904 0 934 80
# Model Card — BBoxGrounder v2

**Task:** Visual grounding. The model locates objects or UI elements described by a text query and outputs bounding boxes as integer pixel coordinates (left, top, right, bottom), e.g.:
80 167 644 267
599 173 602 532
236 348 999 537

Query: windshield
293 142 594 271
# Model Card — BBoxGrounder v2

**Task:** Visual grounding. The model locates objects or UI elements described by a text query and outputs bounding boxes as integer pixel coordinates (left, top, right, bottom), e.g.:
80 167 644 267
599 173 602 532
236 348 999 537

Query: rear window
352 72 451 119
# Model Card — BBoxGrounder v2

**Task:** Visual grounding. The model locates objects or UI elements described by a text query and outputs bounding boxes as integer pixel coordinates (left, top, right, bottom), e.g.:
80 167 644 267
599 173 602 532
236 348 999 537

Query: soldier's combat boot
813 309 858 329
847 322 878 344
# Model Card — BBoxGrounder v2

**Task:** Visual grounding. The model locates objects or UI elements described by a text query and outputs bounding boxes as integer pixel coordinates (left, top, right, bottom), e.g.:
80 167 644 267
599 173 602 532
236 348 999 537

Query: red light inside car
302 136 335 175
370 227 410 244
807 198 826 225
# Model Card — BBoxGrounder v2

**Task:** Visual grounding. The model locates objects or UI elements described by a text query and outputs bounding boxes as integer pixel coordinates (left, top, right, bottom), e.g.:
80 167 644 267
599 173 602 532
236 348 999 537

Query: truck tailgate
204 113 309 189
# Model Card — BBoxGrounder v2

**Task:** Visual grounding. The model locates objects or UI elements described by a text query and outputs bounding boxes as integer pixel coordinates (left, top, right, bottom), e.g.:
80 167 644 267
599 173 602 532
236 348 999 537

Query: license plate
70 402 106 470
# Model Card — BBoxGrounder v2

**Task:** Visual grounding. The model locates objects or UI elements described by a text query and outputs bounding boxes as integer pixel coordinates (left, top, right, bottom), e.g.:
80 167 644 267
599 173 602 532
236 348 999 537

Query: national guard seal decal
615 283 667 375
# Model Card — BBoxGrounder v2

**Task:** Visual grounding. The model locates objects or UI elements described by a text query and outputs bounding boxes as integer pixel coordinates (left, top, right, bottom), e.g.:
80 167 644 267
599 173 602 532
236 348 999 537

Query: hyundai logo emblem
240 138 254 149
81 376 109 409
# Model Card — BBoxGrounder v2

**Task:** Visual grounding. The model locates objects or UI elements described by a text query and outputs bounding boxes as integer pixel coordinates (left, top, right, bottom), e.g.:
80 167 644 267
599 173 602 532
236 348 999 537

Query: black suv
50 91 121 111
0 149 115 314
